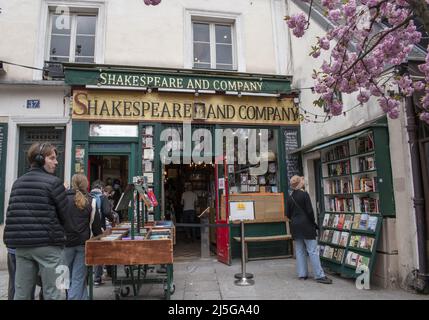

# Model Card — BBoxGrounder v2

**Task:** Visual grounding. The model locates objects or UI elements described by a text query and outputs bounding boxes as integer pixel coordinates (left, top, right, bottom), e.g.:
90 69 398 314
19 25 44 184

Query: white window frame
34 0 106 80
184 9 245 72
47 13 97 63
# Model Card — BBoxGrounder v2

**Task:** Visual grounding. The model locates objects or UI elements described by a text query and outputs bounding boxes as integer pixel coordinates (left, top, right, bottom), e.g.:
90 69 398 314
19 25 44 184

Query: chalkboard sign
284 129 301 192
0 124 7 224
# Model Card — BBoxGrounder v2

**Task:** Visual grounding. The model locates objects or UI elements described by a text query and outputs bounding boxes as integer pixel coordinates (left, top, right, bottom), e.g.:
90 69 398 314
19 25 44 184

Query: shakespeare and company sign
72 90 300 126
64 68 292 94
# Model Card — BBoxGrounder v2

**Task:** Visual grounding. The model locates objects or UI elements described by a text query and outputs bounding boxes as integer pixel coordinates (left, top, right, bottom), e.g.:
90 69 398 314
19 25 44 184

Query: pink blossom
329 100 343 116
420 112 429 124
328 9 342 22
413 81 425 91
144 0 161 5
319 37 330 50
357 91 370 103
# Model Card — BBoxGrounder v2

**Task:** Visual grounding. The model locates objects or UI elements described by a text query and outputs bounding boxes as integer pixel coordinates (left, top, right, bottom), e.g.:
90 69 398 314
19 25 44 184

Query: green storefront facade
65 64 301 261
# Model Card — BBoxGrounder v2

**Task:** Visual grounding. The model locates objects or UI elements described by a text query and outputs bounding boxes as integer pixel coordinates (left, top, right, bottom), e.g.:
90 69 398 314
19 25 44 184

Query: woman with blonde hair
64 174 102 299
286 175 332 284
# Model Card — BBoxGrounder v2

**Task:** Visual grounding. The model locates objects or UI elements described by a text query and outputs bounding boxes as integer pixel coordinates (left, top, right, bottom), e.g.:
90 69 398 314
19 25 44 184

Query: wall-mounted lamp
195 90 199 97
147 87 152 93
237 91 242 98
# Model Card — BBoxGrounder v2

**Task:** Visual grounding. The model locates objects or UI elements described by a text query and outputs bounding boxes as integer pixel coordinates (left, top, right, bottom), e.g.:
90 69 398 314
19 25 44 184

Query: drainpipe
405 95 429 291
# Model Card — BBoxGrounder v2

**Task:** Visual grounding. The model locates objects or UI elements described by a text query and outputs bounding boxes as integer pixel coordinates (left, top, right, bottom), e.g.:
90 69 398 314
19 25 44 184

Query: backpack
90 191 103 218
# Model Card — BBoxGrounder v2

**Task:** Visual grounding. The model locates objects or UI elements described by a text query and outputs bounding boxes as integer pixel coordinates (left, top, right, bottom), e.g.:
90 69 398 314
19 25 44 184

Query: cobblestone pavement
1 258 428 300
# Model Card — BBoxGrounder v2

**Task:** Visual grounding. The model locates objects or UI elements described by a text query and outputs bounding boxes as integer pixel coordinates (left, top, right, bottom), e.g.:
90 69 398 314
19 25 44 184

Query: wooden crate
85 234 173 266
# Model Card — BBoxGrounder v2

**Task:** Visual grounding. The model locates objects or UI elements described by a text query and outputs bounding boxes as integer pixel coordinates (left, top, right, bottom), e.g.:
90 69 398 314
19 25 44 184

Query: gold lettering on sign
71 90 299 125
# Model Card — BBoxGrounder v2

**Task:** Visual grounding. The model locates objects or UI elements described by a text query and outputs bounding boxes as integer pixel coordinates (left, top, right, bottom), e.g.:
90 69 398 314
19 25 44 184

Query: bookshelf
318 128 394 281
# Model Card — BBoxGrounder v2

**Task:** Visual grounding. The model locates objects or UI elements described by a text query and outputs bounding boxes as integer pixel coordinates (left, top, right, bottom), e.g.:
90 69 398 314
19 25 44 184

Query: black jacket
65 190 103 247
286 189 318 240
3 167 75 248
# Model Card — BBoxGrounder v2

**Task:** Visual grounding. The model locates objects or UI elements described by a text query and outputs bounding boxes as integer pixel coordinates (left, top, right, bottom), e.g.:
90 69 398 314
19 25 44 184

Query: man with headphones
3 142 75 300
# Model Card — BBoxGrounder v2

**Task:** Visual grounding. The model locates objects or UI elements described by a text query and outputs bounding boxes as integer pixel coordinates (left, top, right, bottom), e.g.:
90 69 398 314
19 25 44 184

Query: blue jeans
294 239 325 279
64 246 88 300
183 210 196 240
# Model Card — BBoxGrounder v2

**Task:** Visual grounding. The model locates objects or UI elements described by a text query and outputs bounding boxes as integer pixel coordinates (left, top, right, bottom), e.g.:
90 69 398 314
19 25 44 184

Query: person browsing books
286 175 332 284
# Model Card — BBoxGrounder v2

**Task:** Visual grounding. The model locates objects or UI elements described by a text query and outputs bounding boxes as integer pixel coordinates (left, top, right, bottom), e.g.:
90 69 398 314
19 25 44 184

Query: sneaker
316 276 333 284
299 276 308 280
94 280 103 286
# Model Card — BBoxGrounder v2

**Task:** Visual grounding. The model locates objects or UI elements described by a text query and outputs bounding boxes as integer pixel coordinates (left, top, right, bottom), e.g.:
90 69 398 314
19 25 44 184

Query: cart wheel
120 286 131 297
164 283 175 295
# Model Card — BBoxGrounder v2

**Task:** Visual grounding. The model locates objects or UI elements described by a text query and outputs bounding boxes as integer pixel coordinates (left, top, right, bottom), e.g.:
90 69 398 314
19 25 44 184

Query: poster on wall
229 201 255 221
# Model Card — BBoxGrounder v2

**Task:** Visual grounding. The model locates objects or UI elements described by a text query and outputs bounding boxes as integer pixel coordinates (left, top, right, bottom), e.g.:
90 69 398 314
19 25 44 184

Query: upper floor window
48 12 97 63
192 22 235 70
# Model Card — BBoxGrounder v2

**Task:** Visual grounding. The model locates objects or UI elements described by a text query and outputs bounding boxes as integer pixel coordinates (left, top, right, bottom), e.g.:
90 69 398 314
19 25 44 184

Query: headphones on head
34 143 46 167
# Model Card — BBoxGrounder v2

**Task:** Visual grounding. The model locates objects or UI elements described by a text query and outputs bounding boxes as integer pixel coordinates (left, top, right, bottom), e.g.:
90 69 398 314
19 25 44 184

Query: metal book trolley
85 176 175 300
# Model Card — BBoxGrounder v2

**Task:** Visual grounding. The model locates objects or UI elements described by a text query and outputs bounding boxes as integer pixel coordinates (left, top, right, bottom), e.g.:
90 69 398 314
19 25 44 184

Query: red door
215 155 231 265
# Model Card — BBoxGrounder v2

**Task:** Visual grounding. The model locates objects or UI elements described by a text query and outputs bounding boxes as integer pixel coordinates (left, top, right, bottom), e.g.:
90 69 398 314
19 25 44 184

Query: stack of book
359 197 379 213
324 143 350 162
328 161 351 176
358 155 376 172
345 252 371 269
328 197 354 212
354 176 377 192
356 133 374 153
348 235 375 251
327 179 352 194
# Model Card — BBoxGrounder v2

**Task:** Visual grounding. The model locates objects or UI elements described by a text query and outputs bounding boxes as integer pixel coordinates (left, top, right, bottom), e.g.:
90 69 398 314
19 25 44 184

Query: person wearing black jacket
64 174 102 300
286 175 332 284
3 142 75 299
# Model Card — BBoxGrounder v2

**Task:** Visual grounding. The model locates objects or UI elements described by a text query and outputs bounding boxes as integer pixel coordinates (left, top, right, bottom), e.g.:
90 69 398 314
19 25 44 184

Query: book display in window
142 125 155 187
318 128 395 282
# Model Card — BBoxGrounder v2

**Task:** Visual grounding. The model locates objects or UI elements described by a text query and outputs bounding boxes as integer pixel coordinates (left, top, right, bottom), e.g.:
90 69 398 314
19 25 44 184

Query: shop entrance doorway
88 154 129 220
163 162 215 260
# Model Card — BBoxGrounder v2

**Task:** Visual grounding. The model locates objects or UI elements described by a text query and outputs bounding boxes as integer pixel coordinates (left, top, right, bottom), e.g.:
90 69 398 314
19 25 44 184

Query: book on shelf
343 215 353 230
352 214 361 230
327 179 352 194
332 231 341 245
337 214 345 230
327 230 334 243
359 213 369 229
350 235 361 247
368 216 378 232
358 155 376 172
322 230 330 242
328 197 354 212
322 214 330 227
328 215 335 227
360 197 379 213
324 143 350 162
354 176 375 192
333 248 345 263
339 232 350 247
357 255 371 269
328 161 351 176
332 215 339 229
356 133 374 153
346 251 359 267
